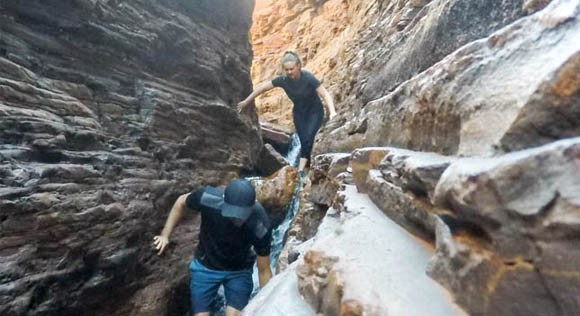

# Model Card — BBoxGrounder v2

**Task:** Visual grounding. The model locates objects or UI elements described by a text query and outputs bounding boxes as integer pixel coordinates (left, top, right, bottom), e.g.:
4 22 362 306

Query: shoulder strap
248 202 270 239
199 187 224 212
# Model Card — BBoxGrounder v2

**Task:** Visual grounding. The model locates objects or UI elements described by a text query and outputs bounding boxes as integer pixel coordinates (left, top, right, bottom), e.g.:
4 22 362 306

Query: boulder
254 165 299 226
256 143 289 177
430 137 580 315
260 121 293 154
309 153 350 205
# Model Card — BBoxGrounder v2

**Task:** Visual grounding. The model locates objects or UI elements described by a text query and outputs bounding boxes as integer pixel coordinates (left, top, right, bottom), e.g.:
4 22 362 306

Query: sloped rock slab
430 137 580 315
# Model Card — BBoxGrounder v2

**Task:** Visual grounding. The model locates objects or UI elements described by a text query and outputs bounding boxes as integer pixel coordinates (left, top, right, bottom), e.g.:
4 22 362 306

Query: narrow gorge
1 0 579 315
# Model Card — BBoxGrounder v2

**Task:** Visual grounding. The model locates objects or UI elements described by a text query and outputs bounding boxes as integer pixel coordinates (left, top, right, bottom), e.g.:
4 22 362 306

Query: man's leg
225 305 242 316
189 259 223 315
223 269 253 315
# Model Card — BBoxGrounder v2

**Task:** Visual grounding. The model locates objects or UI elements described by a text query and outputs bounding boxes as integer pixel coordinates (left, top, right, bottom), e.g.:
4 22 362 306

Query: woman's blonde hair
281 50 301 65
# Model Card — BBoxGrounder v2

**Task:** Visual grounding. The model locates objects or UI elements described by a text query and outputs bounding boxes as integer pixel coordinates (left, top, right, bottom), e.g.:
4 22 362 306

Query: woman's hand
237 100 250 112
329 111 337 120
153 235 169 255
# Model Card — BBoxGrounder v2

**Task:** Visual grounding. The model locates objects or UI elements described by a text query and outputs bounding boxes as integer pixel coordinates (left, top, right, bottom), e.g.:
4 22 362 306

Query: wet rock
254 165 299 225
260 121 293 154
256 143 289 176
277 190 326 272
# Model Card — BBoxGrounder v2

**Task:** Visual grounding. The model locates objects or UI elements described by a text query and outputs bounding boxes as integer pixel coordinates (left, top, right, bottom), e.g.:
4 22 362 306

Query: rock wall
249 139 580 315
316 0 579 156
0 0 258 315
246 0 580 315
250 0 529 128
250 0 577 157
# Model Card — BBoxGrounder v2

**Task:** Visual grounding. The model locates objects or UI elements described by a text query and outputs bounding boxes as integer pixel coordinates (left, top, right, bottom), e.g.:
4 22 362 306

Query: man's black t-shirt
272 70 324 113
186 186 272 271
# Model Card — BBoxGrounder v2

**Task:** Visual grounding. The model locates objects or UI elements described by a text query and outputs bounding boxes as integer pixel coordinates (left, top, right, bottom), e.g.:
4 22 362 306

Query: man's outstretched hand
153 235 169 255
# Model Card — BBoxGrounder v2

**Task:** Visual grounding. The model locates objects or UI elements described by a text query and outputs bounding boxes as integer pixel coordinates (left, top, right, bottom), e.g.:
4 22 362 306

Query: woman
238 51 337 173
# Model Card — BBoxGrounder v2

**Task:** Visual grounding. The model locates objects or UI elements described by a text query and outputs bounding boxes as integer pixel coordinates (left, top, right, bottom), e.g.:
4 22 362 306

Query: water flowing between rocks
213 134 302 315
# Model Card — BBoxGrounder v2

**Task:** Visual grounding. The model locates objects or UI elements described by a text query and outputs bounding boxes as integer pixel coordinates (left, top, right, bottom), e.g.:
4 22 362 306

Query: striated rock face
248 139 580 315
249 0 579 159
362 148 456 240
250 0 529 130
0 1 258 315
316 0 579 156
430 137 580 315
245 0 580 315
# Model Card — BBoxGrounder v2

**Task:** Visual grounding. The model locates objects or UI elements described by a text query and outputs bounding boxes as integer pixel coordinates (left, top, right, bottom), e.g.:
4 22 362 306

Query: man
153 178 273 316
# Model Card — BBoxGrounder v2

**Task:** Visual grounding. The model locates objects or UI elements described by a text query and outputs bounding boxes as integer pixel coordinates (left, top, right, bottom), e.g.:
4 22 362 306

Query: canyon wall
0 0 258 315
247 0 580 315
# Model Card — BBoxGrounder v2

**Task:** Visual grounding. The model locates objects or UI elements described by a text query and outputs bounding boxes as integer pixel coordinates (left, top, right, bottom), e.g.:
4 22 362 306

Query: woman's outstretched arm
237 81 275 112
316 85 337 119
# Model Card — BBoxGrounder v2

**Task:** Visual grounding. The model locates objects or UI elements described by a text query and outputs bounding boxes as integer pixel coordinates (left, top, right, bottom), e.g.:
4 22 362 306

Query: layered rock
260 121 293 155
244 0 580 315
247 138 580 315
0 1 258 315
316 0 579 156
363 148 456 240
249 182 466 316
430 137 580 315
250 0 530 131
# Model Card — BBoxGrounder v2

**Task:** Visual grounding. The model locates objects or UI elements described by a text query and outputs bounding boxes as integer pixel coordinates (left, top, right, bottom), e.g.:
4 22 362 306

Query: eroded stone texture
309 153 349 205
256 143 289 176
250 0 529 131
430 137 580 315
0 1 258 315
350 147 390 193
316 0 579 157
500 52 580 151
296 250 342 315
254 165 299 226
379 148 456 200
361 147 457 240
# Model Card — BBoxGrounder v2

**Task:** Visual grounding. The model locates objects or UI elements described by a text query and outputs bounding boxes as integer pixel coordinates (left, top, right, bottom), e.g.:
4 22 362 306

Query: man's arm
256 255 272 287
153 193 190 255
237 81 275 112
316 85 337 119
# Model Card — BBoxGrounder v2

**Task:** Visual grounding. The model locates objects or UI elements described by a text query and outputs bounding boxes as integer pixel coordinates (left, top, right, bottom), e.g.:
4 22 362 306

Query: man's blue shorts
189 258 254 314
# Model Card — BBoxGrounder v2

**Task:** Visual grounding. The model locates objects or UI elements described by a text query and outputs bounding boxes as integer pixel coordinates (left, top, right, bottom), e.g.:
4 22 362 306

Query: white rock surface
245 185 466 315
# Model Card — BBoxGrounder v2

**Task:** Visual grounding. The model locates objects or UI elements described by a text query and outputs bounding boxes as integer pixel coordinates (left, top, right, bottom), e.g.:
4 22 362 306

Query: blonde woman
238 51 336 173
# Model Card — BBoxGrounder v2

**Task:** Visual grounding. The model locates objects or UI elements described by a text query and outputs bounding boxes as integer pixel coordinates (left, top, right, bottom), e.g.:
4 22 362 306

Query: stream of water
213 134 302 315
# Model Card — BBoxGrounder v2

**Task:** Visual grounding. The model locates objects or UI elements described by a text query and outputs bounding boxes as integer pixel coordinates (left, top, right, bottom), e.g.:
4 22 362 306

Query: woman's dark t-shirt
272 70 324 113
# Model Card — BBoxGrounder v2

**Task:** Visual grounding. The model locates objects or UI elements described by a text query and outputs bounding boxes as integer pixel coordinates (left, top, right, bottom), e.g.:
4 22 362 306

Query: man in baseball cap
153 178 273 316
